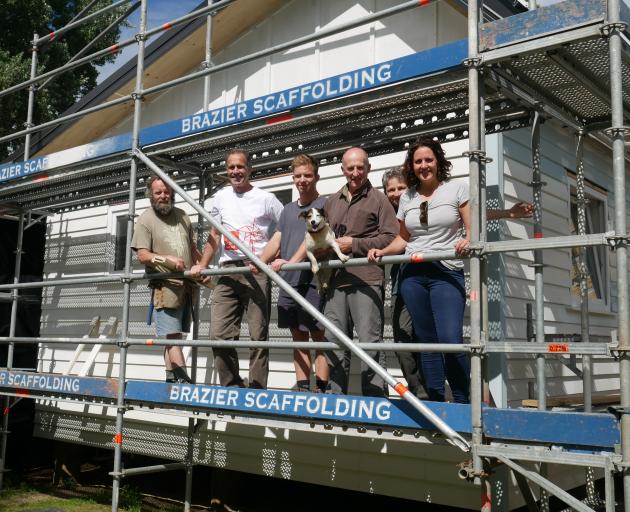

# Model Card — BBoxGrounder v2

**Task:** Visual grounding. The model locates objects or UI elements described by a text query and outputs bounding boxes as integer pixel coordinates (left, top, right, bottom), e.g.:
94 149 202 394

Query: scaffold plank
124 380 472 433
483 407 619 449
0 370 118 399
479 0 607 52
0 371 620 450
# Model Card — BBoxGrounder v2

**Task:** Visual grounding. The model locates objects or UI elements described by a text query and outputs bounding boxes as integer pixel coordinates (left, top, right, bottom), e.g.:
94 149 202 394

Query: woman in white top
368 138 471 403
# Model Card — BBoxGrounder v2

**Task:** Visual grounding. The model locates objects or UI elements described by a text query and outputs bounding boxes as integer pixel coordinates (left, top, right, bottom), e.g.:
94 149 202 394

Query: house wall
499 124 622 406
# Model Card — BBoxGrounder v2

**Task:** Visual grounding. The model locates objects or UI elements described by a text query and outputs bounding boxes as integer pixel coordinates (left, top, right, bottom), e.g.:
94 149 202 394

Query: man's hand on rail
271 258 288 272
367 248 384 262
190 264 203 277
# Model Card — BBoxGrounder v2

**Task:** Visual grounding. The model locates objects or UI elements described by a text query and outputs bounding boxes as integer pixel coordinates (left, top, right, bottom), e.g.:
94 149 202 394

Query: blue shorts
154 304 191 337
277 284 324 333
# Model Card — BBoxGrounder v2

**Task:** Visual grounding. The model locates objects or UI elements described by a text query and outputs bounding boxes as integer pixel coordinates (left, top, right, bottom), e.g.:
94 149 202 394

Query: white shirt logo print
165 224 187 257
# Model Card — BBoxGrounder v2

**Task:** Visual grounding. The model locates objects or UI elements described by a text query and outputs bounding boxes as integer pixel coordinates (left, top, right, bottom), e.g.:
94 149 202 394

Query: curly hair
402 138 451 189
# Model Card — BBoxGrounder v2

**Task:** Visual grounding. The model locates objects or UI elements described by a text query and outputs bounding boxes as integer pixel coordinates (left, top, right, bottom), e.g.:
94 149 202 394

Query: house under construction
0 0 629 510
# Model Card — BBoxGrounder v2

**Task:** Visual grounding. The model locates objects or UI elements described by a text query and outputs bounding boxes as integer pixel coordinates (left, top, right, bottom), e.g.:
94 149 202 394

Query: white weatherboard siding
500 125 622 406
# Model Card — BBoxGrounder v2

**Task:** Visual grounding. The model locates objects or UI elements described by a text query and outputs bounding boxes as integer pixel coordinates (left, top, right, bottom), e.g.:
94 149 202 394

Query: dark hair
225 148 252 168
402 138 451 189
381 166 405 189
290 153 319 175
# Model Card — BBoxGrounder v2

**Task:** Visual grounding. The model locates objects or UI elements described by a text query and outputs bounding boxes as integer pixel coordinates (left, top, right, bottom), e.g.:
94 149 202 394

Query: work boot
171 366 193 384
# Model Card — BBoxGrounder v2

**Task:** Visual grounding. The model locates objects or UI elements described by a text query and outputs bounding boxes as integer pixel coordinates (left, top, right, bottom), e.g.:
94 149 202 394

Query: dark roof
27 1 207 157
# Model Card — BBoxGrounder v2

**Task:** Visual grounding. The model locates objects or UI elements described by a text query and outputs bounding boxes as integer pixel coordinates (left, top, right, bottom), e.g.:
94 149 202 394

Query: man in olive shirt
132 176 202 383
322 147 398 396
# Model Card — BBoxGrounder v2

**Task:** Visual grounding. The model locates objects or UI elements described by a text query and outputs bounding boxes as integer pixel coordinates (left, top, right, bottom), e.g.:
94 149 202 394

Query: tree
0 0 126 160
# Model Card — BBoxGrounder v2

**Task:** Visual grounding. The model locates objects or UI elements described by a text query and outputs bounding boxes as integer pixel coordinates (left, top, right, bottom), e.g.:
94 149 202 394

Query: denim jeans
400 261 470 403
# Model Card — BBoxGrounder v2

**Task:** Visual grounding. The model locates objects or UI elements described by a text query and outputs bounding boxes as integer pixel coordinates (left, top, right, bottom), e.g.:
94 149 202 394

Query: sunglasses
419 201 428 227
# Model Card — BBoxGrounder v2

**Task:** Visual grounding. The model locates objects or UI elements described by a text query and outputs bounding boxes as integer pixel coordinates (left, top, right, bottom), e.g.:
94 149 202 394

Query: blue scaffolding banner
0 133 132 185
0 39 467 185
124 380 472 432
124 382 620 449
0 370 119 399
0 372 619 449
140 39 467 146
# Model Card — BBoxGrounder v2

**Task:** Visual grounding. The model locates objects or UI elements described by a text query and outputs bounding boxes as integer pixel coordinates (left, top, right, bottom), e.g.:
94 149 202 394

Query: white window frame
107 204 132 274
567 175 610 313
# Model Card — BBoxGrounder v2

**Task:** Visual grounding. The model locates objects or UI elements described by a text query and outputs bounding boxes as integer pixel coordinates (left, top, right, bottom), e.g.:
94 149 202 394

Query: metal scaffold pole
531 108 550 512
0 214 24 490
606 0 630 509
478 70 493 512
182 174 205 512
0 31 37 489
531 111 546 412
111 1 147 510
183 8 216 507
575 133 592 413
466 0 485 504
202 0 214 111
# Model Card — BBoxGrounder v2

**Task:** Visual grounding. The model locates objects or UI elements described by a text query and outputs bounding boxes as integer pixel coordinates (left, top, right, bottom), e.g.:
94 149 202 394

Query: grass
1 486 112 511
0 482 163 512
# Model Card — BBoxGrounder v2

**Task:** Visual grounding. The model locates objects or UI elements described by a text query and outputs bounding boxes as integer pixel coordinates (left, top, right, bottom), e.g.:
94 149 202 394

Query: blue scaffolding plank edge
0 371 619 450
0 39 467 186
483 407 619 449
0 370 119 399
479 0 608 52
124 380 473 432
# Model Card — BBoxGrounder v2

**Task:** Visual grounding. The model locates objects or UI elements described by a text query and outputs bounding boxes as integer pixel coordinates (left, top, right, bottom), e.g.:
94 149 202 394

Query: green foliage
119 484 143 511
0 0 126 159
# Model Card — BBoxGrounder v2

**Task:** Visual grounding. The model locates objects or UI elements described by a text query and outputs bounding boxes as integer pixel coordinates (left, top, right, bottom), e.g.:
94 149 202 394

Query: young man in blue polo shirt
259 154 328 393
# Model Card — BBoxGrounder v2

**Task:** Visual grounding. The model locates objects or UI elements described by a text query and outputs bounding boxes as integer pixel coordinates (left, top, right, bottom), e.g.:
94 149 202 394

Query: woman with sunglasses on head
368 137 471 403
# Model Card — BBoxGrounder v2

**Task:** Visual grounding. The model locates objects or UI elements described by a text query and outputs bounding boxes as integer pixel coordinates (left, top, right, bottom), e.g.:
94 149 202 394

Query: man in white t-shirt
192 149 283 388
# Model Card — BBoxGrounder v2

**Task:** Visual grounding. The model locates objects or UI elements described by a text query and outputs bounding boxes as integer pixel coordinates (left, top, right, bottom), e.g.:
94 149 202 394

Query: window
272 188 292 206
568 179 609 308
114 214 128 272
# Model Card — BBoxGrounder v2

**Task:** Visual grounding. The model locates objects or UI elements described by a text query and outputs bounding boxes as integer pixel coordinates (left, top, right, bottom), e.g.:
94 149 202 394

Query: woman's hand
367 248 384 262
454 238 470 256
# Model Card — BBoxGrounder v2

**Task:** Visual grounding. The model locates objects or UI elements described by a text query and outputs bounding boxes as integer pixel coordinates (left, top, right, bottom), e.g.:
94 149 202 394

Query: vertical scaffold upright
0 1 629 511
111 1 147 509
607 1 630 510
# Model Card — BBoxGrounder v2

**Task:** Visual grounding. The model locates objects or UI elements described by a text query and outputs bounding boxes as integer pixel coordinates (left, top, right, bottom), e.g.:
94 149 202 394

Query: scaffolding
0 0 628 510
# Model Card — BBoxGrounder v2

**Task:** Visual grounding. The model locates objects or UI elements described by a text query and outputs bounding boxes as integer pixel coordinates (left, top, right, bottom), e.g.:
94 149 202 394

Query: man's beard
151 196 173 216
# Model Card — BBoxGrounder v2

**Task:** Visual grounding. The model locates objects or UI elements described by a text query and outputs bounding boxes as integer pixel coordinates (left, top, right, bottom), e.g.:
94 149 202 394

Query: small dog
299 207 350 294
